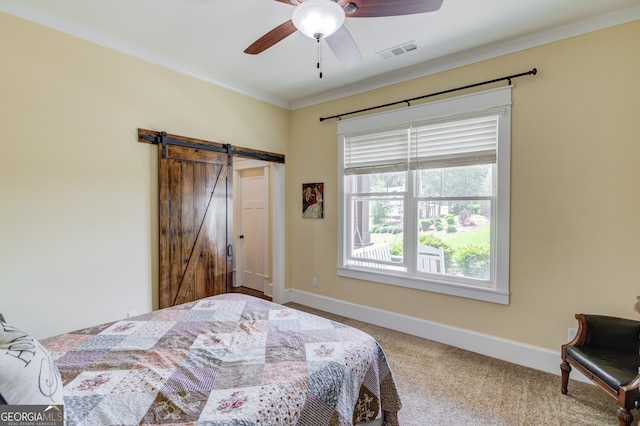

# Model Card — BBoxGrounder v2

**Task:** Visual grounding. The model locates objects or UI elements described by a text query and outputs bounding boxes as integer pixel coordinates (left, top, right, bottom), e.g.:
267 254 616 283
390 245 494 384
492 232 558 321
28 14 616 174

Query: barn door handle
239 235 244 239
227 244 233 258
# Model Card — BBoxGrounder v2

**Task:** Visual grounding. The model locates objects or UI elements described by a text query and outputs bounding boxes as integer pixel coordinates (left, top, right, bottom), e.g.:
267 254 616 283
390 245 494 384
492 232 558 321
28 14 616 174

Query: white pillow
0 320 64 405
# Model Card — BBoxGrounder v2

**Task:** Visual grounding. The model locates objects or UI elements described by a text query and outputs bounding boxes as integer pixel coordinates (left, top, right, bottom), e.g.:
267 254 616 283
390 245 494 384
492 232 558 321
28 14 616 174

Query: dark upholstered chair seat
565 346 638 392
561 314 640 426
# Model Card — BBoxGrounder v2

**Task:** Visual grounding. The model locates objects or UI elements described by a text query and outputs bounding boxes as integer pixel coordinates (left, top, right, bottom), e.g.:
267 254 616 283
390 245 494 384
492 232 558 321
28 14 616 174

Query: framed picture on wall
302 183 323 219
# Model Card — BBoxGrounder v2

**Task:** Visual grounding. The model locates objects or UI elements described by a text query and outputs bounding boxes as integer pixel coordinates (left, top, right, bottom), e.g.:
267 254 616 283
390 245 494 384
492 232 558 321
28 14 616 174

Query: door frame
270 162 285 304
233 159 270 295
233 159 285 303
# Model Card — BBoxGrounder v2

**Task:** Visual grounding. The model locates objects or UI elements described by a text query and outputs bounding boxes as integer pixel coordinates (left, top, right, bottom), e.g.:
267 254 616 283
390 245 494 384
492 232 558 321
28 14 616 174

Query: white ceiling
2 0 639 109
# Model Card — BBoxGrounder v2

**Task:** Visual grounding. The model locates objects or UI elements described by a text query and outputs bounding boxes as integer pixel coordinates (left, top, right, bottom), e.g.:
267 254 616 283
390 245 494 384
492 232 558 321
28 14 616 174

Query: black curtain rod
319 68 537 122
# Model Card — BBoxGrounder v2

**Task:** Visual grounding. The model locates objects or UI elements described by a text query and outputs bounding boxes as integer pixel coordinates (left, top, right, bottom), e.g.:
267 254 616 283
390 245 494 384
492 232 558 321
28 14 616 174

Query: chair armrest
572 314 640 354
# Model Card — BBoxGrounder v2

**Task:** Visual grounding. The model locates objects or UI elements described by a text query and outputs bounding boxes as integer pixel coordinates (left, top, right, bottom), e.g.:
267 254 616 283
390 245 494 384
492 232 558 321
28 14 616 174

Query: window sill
337 266 509 305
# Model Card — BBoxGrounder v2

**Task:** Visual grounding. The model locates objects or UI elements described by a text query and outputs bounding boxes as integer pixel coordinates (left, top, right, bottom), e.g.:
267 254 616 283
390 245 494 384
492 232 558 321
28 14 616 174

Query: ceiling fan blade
325 25 362 68
244 20 297 55
343 0 444 18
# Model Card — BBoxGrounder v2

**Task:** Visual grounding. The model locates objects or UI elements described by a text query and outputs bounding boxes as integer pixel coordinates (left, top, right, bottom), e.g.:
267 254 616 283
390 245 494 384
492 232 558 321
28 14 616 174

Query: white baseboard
285 289 591 384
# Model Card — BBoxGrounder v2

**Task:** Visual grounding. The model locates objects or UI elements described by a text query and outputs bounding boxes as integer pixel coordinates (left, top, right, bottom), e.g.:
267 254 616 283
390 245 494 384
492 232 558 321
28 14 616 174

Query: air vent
377 41 419 59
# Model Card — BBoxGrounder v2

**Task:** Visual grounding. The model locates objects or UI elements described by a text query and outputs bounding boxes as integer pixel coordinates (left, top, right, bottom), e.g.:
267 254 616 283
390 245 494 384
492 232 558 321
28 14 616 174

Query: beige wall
288 20 640 351
2 10 639 354
0 13 290 338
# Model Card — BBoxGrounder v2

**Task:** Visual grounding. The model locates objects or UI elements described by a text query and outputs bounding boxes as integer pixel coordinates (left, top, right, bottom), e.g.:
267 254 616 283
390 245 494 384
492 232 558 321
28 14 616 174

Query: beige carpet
286 302 637 426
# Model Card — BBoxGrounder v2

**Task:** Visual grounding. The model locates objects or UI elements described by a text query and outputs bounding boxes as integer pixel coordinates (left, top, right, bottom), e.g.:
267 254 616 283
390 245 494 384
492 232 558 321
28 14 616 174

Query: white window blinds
343 128 409 175
410 115 497 170
339 86 511 175
343 114 498 175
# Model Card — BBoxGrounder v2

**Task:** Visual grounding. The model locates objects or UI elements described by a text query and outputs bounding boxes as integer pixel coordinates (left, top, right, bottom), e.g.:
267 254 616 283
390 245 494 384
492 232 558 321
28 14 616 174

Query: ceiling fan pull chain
317 37 323 79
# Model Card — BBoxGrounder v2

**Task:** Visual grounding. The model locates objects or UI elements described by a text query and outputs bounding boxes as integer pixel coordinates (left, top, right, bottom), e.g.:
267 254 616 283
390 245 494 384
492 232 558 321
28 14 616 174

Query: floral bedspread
41 294 401 425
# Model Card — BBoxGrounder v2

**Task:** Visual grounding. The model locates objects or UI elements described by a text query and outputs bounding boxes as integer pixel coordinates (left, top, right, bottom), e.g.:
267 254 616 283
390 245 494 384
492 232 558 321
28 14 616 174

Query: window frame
337 87 511 304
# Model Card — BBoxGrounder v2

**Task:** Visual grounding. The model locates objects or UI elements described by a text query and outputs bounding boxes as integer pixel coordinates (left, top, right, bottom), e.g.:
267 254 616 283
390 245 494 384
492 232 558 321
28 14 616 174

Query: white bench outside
418 244 445 274
352 243 392 268
351 243 444 274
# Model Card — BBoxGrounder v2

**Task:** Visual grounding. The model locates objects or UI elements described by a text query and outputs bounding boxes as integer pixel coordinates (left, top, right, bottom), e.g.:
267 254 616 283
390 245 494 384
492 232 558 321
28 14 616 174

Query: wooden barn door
157 138 232 308
138 128 285 308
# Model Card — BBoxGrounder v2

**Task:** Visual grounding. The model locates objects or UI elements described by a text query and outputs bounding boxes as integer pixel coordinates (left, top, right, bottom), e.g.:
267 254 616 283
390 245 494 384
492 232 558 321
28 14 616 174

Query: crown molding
2 2 638 111
0 2 290 109
290 6 640 110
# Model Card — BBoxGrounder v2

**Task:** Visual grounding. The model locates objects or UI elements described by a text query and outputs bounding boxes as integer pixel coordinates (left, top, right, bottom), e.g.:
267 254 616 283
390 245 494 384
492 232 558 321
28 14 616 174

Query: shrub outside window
337 87 511 304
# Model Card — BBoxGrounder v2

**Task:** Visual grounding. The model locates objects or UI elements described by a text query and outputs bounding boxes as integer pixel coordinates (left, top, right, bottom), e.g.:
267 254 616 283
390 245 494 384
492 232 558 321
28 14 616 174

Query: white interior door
240 170 267 292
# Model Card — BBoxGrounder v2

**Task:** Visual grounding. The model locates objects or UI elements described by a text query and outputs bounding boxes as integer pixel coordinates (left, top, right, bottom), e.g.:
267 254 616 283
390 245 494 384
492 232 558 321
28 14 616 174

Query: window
337 87 511 304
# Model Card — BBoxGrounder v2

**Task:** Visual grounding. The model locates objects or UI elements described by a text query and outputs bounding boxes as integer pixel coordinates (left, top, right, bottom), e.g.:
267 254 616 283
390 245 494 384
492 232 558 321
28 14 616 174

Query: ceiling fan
244 0 444 68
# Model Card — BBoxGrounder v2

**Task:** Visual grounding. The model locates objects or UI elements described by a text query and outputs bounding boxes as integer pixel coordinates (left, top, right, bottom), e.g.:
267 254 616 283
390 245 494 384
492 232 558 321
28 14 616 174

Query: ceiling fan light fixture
292 0 346 40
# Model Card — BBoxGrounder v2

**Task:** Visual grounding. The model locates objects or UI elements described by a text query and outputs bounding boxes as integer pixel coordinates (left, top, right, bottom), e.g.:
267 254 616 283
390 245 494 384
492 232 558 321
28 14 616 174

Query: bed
37 293 401 425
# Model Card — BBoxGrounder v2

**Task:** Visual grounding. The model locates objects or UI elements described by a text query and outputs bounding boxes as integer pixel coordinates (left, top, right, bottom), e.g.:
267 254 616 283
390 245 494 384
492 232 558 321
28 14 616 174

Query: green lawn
440 225 490 249
369 224 490 251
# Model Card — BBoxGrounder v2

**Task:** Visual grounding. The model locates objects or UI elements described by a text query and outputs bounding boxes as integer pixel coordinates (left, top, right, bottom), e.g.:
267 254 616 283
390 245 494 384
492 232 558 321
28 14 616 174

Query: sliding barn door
158 144 232 308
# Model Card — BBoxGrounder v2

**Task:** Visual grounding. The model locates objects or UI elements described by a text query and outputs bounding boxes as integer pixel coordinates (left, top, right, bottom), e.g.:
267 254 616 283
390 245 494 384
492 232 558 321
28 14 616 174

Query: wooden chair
561 313 640 426
417 244 444 273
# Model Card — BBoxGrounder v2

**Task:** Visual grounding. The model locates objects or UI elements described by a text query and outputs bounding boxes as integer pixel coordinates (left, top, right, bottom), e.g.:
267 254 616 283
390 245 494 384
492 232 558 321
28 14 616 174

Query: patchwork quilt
41 294 401 425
